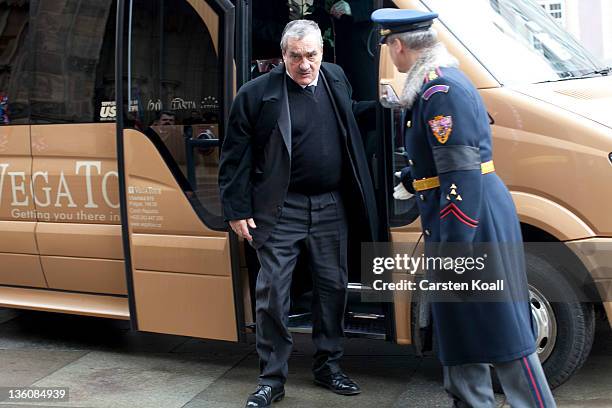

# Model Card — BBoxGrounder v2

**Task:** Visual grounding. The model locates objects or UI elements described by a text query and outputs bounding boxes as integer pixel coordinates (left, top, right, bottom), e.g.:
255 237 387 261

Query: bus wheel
494 250 595 391
527 251 595 389
529 284 557 363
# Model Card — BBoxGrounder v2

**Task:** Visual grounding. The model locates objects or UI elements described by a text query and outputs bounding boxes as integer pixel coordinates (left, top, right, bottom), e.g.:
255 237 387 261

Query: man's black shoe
245 385 285 408
314 372 361 395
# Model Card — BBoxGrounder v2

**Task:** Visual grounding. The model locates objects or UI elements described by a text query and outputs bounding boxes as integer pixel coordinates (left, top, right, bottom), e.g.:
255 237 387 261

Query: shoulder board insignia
423 71 437 84
428 115 453 144
423 67 443 84
422 84 450 100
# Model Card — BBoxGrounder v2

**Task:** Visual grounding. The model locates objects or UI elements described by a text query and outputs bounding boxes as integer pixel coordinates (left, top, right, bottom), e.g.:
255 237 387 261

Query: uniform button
419 194 425 201
277 205 282 212
408 159 414 166
406 120 412 128
425 229 431 236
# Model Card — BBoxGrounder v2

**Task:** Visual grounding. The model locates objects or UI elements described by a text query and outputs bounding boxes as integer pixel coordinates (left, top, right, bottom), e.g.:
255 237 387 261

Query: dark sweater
287 77 345 195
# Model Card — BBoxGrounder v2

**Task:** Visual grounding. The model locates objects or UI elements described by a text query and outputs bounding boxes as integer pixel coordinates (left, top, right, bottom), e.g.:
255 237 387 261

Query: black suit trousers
255 190 348 387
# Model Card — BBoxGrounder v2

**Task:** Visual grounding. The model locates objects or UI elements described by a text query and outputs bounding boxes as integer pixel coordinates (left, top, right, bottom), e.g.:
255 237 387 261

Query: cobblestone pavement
0 308 609 407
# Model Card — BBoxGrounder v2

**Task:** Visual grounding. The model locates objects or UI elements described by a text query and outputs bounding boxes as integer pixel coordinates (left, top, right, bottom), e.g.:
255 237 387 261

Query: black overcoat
219 62 379 248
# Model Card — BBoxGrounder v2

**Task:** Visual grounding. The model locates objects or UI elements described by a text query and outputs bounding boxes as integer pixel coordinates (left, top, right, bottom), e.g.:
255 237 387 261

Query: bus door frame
114 0 246 342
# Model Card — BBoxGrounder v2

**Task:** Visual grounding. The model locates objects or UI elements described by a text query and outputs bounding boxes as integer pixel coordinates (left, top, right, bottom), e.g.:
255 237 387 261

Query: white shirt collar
286 70 319 88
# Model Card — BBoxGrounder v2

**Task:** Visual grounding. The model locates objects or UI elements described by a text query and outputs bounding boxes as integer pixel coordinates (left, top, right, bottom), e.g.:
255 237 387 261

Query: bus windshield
422 0 605 85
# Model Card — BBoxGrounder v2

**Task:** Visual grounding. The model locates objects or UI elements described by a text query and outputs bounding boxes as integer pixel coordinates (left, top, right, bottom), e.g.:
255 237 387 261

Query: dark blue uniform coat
402 67 536 365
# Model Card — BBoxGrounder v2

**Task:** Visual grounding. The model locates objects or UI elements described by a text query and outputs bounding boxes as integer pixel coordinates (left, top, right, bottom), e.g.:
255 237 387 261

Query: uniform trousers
444 352 556 407
255 190 348 388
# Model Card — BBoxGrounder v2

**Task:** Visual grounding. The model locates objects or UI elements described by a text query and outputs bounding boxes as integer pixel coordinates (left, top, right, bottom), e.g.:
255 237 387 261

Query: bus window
29 0 116 124
0 1 30 124
126 0 224 229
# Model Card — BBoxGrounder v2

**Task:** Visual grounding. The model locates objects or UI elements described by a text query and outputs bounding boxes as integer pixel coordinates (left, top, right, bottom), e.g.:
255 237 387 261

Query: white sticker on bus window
99 101 116 121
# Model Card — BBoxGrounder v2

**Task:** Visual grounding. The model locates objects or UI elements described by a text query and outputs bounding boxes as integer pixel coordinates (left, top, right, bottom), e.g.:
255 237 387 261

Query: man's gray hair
280 20 323 53
391 28 458 109
388 28 438 51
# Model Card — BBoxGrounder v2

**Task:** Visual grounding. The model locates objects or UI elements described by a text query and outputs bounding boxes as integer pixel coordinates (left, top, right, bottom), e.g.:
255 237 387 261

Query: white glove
379 84 402 109
393 171 413 200
330 1 351 18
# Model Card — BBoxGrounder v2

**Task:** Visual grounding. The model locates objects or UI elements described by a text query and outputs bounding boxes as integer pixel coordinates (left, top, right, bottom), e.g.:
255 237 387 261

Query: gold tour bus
0 0 610 388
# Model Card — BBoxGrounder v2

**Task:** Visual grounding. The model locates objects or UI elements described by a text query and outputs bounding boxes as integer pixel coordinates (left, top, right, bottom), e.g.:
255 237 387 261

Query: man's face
159 113 175 126
283 33 322 86
387 38 414 73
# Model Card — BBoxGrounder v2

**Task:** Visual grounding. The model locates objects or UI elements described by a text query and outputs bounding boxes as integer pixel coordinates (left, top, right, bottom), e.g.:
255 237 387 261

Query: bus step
287 312 386 340
347 283 374 292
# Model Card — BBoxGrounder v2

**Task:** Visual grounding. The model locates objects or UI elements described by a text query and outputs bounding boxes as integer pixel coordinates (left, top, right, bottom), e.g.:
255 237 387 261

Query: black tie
305 85 315 95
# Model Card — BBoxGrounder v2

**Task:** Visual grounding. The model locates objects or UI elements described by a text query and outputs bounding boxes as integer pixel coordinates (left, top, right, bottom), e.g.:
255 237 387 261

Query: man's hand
229 218 256 242
379 83 401 109
393 171 414 200
330 1 351 18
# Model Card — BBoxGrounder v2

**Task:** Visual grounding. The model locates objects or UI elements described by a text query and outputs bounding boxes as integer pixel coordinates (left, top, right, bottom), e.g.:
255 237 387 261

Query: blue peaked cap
371 8 438 43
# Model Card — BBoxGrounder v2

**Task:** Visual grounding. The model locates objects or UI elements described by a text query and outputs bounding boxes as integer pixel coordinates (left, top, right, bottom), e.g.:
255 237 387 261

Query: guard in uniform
372 9 556 407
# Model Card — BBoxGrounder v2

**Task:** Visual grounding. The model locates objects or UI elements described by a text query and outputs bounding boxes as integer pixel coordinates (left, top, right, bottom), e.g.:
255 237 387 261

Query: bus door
115 0 243 341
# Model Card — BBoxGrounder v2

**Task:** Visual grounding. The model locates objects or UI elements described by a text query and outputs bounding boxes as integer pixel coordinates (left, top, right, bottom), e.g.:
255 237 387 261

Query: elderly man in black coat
219 19 378 408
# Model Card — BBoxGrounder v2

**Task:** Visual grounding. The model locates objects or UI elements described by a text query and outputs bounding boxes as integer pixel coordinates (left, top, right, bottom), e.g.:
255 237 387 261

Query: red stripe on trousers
523 357 545 408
